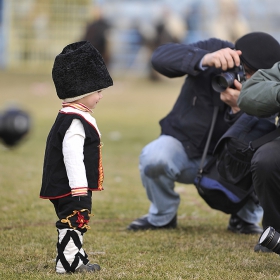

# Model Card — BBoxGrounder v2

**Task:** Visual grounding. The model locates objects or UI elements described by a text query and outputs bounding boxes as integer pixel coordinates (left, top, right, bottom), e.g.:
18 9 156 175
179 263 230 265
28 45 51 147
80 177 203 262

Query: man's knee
139 147 169 178
142 162 169 178
252 142 279 174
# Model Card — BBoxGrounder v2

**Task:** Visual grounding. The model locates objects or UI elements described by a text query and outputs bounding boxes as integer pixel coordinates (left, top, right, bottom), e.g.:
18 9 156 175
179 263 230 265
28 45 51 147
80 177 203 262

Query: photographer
238 61 280 252
127 32 280 240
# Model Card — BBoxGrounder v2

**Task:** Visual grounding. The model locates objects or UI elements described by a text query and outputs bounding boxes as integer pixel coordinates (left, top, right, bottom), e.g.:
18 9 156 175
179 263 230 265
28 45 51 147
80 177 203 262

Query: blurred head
0 108 31 147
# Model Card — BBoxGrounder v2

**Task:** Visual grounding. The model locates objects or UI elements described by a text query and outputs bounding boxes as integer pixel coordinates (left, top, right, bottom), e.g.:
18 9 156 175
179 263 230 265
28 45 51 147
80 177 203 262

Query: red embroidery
76 211 89 228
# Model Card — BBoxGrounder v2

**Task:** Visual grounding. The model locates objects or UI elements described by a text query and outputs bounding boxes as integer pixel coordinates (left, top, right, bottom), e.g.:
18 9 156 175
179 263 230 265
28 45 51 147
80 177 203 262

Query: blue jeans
139 135 263 226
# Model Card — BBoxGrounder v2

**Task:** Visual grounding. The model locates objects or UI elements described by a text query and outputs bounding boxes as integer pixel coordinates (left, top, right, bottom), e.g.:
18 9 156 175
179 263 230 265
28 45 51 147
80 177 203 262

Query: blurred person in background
238 61 280 252
138 6 187 80
82 7 111 67
209 0 250 43
183 2 204 44
127 32 280 242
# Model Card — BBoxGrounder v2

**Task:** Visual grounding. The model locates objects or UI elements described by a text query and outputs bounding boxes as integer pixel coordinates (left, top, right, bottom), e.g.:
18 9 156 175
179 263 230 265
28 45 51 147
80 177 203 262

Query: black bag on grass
194 111 278 214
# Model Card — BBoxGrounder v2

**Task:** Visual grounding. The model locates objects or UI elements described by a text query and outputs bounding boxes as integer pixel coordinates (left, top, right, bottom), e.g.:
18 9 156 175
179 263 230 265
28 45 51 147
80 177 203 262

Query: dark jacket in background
238 61 280 117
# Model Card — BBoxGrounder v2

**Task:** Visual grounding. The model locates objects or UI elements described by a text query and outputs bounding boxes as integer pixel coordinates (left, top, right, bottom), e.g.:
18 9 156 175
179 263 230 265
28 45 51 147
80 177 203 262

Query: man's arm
151 38 234 78
238 62 280 117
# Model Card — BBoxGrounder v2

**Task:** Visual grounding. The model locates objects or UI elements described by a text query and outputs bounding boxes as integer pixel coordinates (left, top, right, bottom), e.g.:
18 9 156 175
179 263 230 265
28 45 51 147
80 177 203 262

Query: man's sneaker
127 214 177 230
254 243 273 253
227 214 263 234
75 263 101 273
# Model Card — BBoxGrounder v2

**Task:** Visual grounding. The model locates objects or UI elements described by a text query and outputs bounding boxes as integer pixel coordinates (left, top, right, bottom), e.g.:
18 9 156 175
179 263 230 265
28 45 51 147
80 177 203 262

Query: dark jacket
40 112 103 199
238 61 280 117
151 39 241 158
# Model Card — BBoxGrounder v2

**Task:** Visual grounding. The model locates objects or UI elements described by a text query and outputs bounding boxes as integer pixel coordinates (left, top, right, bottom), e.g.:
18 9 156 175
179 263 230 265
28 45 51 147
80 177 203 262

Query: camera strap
198 106 219 174
250 126 280 151
199 90 225 173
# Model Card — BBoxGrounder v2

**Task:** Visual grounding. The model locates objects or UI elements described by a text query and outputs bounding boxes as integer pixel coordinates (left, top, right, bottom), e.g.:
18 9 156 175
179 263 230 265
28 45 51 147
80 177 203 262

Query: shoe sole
227 226 263 235
127 224 177 231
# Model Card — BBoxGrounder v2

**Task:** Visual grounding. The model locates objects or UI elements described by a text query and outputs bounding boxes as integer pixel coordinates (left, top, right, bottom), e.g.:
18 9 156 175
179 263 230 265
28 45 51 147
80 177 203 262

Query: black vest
40 112 102 199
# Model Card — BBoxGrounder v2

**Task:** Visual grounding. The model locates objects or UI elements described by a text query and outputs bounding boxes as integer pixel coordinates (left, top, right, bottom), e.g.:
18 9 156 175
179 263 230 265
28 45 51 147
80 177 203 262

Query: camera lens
215 76 229 90
211 72 235 92
259 226 280 254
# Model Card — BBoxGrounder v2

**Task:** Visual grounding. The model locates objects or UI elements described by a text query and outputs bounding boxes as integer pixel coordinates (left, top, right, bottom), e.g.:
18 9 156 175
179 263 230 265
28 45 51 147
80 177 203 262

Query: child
40 41 113 273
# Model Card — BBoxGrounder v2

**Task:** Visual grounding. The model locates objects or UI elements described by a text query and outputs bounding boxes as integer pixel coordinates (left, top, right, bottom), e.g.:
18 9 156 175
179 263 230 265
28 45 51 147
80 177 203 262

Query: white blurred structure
0 0 280 76
209 0 251 42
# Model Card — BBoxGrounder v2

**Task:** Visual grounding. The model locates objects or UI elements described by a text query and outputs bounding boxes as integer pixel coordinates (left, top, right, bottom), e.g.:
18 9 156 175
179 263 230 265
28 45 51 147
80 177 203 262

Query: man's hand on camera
220 79 242 114
202 48 242 71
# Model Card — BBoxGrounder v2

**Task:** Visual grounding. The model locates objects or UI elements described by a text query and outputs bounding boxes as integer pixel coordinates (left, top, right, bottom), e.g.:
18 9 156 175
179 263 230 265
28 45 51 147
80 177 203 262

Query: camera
258 226 280 254
211 64 246 92
0 107 31 147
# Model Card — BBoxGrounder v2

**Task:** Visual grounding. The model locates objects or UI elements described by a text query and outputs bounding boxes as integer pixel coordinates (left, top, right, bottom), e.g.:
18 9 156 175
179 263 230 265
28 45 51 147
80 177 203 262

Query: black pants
50 192 92 233
251 138 280 232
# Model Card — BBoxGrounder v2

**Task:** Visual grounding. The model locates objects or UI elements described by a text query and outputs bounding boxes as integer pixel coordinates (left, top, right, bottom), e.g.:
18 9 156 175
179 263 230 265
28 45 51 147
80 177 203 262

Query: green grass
0 71 279 279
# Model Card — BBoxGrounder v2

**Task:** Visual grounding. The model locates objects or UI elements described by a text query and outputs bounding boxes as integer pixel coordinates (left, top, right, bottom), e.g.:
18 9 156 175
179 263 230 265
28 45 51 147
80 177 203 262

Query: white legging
56 228 89 274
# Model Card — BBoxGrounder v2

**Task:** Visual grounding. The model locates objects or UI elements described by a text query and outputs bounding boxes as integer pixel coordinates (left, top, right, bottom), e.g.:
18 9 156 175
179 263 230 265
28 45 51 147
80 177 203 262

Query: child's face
78 90 103 109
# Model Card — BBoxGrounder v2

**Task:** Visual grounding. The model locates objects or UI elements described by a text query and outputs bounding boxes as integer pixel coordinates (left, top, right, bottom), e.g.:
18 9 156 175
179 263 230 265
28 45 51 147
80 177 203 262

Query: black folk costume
40 40 113 273
41 104 104 273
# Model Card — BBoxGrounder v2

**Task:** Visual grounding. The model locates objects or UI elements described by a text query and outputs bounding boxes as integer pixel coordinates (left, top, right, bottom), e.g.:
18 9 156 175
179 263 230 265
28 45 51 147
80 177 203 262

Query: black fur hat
52 41 113 102
235 32 280 71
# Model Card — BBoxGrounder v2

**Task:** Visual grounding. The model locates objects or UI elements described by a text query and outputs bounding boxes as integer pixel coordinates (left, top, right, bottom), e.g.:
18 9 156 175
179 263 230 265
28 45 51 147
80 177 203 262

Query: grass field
0 71 279 279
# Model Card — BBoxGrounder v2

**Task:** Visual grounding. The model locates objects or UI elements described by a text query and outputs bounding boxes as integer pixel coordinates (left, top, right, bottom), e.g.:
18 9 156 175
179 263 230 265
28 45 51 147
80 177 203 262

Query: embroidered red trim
76 211 89 228
61 209 93 230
